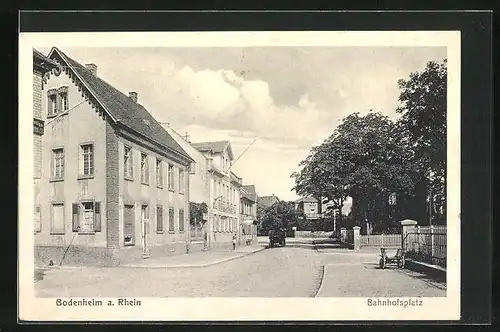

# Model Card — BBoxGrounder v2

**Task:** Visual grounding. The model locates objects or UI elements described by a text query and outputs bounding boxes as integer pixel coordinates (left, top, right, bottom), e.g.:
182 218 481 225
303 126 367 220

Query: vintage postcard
19 30 460 321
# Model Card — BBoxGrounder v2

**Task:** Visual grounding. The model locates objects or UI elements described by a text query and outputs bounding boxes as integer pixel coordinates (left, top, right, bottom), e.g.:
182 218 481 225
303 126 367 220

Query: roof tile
52 48 191 161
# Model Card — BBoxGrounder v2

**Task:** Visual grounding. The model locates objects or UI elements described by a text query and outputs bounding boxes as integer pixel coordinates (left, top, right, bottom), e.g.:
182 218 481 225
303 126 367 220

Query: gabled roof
295 196 319 204
48 47 192 162
33 48 59 72
257 195 280 208
241 185 257 202
191 141 234 160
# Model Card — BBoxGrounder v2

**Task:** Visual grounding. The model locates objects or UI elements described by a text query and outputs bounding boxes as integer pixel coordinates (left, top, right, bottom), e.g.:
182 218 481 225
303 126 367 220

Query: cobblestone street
35 242 446 298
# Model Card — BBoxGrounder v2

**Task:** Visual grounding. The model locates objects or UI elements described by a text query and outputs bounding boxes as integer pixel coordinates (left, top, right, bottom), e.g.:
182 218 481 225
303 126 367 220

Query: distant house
257 195 280 209
240 184 258 244
294 196 322 220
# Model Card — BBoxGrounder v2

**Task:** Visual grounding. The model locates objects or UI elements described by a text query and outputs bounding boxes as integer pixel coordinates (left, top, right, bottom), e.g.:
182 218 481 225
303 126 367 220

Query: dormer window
60 90 68 111
47 86 69 117
47 89 58 117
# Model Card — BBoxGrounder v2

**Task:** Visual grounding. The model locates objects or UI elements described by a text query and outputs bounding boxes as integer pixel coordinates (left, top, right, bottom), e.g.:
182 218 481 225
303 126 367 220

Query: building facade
294 196 322 220
34 47 193 266
192 141 242 249
240 185 258 245
162 126 211 248
33 49 59 237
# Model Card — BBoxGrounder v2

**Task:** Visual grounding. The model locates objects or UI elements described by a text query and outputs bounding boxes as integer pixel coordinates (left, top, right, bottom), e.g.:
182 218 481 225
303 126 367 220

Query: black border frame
12 10 493 326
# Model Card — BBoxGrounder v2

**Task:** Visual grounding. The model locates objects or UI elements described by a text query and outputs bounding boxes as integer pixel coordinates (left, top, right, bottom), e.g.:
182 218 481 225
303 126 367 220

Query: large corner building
34 47 194 266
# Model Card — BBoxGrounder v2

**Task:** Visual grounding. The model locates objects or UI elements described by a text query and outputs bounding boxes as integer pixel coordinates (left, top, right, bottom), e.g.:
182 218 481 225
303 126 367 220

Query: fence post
381 233 384 247
353 226 361 251
430 225 435 264
400 219 418 250
340 227 347 243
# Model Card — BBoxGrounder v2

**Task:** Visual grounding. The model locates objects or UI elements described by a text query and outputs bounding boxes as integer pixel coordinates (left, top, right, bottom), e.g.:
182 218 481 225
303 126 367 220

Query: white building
163 127 243 249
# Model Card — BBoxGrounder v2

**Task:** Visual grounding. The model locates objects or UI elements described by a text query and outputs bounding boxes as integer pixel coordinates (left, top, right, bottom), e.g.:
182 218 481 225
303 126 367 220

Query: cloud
38 46 446 200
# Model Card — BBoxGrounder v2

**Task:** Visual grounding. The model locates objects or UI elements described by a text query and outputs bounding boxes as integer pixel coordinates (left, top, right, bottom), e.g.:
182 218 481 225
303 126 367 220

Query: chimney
85 63 97 75
129 92 138 103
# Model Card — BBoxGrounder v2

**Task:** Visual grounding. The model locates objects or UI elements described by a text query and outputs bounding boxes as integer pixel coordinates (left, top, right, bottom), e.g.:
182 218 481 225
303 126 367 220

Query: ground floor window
168 208 175 231
124 204 135 245
34 205 42 233
72 201 101 233
156 205 163 232
51 203 65 234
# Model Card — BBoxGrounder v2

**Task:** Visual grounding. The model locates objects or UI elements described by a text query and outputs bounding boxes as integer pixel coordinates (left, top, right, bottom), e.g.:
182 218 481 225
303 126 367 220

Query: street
35 241 445 298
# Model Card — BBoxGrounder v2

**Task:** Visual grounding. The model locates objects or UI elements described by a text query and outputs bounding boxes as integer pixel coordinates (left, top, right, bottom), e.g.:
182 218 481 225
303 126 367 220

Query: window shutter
72 203 80 232
94 202 101 232
130 150 134 178
91 145 95 175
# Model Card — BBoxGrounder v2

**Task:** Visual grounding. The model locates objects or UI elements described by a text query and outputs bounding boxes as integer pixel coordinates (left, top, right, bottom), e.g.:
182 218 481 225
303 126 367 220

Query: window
59 90 68 111
47 89 58 116
51 203 65 234
156 205 163 232
72 201 101 233
34 206 42 233
124 146 133 179
167 164 174 190
168 208 175 231
124 204 135 245
179 209 185 232
82 202 95 232
140 153 149 184
179 169 185 193
52 148 64 179
80 144 94 176
155 159 162 187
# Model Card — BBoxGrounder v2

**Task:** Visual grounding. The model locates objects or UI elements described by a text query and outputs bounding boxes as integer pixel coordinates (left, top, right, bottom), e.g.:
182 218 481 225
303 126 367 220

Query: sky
38 46 446 202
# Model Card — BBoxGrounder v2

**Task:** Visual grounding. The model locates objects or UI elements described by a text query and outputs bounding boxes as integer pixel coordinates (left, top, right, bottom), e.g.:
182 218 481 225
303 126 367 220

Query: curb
313 265 326 297
312 265 326 297
120 246 266 269
405 259 446 282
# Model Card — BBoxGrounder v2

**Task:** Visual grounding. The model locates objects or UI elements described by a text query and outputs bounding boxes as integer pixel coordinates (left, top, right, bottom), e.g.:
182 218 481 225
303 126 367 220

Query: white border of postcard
19 31 461 321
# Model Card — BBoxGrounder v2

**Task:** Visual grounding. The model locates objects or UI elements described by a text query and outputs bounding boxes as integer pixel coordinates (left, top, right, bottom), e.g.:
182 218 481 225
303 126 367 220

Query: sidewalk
120 244 266 268
315 260 446 297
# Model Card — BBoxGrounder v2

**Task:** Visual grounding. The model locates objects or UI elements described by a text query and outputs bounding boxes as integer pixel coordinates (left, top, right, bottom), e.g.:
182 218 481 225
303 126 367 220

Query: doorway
141 204 150 258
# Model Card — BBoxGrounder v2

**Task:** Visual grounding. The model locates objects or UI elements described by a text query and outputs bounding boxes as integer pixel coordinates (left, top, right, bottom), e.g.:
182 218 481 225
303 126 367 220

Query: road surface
35 241 445 298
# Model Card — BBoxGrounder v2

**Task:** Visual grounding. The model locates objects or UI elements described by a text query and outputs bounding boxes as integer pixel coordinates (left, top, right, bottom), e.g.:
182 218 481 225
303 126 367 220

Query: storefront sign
33 118 44 135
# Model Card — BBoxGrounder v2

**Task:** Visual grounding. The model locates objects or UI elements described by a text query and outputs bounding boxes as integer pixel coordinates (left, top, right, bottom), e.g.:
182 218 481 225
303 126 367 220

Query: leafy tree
292 111 421 232
396 59 447 225
189 202 208 226
258 200 301 235
292 59 447 229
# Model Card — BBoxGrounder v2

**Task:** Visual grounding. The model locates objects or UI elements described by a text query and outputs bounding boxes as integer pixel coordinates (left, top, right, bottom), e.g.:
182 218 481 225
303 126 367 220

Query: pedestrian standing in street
232 233 237 250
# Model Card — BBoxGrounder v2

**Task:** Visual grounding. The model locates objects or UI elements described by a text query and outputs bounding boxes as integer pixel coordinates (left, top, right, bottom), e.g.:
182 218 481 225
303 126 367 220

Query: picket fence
405 225 447 268
360 234 401 247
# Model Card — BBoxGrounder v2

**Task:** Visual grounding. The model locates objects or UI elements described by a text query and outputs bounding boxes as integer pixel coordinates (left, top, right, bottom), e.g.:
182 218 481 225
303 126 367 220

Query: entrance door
141 205 150 258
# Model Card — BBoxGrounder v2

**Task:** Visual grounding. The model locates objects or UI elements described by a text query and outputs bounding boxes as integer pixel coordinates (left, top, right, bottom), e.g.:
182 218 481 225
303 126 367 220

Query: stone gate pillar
340 227 347 243
400 219 418 250
353 226 361 251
